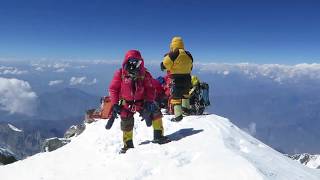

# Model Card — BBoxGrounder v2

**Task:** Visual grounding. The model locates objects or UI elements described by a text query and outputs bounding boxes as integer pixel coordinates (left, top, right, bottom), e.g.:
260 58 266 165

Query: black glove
142 101 158 127
160 62 166 71
141 109 152 127
112 104 121 115
144 101 157 113
105 104 121 130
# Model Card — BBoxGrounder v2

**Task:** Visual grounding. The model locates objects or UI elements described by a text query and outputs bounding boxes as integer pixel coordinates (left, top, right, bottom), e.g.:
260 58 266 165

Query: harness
119 68 146 113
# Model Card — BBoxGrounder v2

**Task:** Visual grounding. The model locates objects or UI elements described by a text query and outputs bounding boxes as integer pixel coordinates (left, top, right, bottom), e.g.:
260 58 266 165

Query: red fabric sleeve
144 71 156 102
109 69 122 105
152 78 165 99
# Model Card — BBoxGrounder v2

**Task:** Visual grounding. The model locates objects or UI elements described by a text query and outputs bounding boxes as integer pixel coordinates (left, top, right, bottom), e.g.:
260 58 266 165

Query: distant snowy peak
288 154 320 169
197 63 320 82
7 124 23 132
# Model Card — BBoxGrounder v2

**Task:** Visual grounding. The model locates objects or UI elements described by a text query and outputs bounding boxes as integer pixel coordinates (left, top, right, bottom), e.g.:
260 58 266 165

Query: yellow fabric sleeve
162 55 173 71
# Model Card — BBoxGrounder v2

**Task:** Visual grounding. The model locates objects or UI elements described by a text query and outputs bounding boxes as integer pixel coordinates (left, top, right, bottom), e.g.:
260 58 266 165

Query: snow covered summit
0 114 319 180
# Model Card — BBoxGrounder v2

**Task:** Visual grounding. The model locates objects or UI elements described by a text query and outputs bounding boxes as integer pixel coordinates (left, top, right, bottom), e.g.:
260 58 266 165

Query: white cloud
53 63 70 69
35 67 44 71
0 66 28 75
48 80 64 86
223 70 230 75
31 62 70 72
197 63 320 82
69 76 97 86
55 68 66 73
0 77 38 115
74 65 87 69
91 60 121 65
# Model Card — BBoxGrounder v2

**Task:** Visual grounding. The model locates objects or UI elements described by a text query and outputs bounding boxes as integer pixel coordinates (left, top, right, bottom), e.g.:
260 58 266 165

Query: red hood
122 50 145 73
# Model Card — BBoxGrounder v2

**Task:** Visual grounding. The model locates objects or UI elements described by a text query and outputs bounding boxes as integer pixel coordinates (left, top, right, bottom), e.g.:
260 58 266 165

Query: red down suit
109 50 155 118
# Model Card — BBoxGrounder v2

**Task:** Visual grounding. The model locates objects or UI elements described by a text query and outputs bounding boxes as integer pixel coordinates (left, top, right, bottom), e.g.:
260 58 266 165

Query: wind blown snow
0 77 37 115
1 114 319 180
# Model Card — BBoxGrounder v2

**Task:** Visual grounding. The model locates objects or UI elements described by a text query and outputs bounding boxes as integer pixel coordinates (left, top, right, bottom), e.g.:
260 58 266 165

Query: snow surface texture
0 114 319 180
305 156 320 169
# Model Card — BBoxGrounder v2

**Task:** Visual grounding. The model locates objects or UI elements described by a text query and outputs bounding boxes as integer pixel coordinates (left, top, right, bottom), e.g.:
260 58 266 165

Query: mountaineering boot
119 139 134 154
182 98 192 115
120 130 134 154
182 107 192 116
170 115 183 122
153 130 171 144
171 104 183 122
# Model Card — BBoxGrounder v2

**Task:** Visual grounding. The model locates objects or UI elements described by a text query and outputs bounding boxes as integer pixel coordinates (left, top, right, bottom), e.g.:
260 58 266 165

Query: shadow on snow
139 128 204 145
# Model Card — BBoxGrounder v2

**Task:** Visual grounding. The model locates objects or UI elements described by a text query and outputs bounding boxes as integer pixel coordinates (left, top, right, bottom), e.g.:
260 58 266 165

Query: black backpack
200 82 210 106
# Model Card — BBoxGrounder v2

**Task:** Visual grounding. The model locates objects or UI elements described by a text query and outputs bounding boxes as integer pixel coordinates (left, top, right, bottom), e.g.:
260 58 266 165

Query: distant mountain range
36 88 100 120
0 118 80 159
0 88 100 159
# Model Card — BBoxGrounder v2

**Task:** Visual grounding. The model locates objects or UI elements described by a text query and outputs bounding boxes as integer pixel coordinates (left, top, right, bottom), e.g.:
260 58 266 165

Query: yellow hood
170 37 184 51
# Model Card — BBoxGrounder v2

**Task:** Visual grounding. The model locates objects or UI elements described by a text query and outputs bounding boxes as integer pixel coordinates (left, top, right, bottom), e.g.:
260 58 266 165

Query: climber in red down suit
108 50 170 153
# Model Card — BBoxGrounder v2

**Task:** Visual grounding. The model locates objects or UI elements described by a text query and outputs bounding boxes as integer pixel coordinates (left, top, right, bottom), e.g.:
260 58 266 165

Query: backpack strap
185 51 193 62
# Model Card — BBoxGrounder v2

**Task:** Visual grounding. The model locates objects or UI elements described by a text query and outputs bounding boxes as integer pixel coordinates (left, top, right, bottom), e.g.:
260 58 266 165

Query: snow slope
0 114 319 180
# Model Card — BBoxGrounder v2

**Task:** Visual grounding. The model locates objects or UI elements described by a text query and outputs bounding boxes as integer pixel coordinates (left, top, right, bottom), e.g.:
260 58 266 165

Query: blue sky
0 0 319 64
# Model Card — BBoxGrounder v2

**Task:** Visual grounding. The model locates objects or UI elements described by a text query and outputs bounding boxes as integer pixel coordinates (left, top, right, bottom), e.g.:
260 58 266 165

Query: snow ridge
0 114 319 180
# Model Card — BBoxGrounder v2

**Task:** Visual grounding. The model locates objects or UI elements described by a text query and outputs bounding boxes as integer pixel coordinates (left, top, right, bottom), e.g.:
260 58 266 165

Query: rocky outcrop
287 153 320 169
0 123 40 159
41 137 71 152
41 123 86 152
64 124 86 139
0 148 17 165
0 118 80 159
